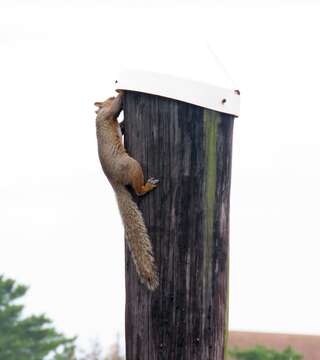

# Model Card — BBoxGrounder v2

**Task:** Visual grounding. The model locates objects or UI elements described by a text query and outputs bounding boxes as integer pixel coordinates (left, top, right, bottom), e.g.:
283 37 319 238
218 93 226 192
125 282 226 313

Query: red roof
228 331 320 360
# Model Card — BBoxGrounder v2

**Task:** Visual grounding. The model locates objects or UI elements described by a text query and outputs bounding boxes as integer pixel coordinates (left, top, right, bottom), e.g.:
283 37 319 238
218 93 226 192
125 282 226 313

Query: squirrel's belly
100 155 131 188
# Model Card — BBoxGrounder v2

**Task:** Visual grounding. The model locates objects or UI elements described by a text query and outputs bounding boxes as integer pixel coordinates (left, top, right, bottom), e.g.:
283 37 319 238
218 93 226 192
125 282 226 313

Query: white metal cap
115 69 240 117
113 30 240 116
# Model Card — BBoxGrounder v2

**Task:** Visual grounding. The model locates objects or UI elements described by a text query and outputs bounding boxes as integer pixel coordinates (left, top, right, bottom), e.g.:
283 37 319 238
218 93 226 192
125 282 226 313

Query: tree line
0 275 302 360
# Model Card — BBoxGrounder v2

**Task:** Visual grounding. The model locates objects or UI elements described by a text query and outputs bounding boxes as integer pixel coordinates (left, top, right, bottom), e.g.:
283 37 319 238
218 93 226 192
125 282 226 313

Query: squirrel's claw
147 177 160 185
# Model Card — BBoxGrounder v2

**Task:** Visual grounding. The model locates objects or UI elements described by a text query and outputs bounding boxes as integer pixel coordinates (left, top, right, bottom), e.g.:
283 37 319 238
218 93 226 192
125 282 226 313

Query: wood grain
123 91 234 360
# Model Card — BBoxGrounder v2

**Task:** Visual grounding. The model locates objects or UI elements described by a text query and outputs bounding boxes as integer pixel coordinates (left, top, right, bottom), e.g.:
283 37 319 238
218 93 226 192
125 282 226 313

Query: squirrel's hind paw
147 177 160 185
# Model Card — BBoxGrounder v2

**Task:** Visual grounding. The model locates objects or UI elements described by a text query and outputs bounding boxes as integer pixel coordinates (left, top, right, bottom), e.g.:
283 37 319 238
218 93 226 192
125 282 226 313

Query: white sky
1 0 320 355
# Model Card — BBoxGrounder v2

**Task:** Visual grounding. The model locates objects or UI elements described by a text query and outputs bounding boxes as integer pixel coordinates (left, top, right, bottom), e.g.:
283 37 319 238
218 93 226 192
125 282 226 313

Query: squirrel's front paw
116 89 124 96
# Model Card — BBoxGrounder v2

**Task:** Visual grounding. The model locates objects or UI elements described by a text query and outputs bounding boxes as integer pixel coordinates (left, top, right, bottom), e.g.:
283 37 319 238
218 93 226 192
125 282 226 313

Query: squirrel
95 91 159 291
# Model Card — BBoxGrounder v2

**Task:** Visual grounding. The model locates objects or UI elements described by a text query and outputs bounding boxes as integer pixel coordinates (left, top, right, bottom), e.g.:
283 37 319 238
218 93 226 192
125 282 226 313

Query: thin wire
206 41 238 89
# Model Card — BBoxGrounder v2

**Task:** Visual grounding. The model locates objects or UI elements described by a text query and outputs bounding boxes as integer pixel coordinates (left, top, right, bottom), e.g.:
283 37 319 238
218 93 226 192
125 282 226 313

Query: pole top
115 69 240 117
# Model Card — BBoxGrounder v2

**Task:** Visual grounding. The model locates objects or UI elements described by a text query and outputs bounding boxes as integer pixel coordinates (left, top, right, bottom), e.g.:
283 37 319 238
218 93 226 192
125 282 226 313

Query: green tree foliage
229 345 303 360
0 275 76 360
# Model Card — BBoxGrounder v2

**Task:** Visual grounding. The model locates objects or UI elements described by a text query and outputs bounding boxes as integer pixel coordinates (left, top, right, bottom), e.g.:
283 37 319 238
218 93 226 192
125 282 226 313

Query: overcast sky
1 0 320 355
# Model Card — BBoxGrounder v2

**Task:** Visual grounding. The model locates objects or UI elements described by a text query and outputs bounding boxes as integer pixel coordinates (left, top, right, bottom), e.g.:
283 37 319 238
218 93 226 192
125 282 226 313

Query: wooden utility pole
123 90 235 360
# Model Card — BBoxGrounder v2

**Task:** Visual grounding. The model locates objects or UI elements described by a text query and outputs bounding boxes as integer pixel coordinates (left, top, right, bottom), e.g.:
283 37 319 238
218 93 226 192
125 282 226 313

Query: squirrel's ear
94 102 103 108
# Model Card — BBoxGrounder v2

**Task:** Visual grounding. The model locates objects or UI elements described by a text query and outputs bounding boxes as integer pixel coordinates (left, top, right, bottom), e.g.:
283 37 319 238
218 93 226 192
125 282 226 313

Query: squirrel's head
95 91 123 124
94 97 116 115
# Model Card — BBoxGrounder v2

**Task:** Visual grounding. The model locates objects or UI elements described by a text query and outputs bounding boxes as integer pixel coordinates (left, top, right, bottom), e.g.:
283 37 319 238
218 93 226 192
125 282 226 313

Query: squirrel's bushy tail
114 184 159 290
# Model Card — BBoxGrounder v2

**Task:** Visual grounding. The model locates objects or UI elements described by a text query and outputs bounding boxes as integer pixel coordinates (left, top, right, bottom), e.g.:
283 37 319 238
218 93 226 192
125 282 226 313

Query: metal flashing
115 69 240 117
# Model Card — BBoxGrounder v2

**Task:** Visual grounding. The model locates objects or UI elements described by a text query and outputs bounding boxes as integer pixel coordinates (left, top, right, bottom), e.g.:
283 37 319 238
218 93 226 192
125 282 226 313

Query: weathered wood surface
123 91 234 360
